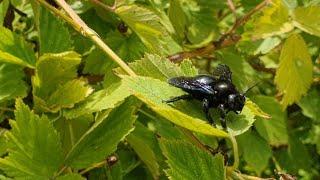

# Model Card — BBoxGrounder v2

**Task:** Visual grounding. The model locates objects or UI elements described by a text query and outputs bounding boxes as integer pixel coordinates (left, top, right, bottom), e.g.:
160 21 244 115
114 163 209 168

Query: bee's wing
168 76 215 95
212 64 232 82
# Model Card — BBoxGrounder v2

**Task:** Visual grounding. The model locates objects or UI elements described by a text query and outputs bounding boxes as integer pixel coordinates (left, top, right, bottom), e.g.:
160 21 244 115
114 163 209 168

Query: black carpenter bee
164 64 254 129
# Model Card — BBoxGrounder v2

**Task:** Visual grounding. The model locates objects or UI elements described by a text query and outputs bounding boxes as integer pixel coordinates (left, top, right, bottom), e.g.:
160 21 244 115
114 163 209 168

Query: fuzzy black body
164 64 246 129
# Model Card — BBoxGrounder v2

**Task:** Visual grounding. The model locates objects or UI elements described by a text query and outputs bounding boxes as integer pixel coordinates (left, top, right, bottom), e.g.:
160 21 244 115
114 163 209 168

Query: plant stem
55 166 67 177
68 121 75 147
229 133 239 171
79 160 107 175
36 0 137 76
227 0 237 18
36 0 77 29
88 0 116 12
180 127 211 153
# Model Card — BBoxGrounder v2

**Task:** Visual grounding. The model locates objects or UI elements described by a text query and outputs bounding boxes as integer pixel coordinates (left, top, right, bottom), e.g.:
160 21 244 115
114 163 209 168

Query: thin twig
0 107 14 112
180 127 212 153
79 160 107 175
227 0 271 34
167 0 271 62
36 0 77 30
227 0 237 18
88 0 115 12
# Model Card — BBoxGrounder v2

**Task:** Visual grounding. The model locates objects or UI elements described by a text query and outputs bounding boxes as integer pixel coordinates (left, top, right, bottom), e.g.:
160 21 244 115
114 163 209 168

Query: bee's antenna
244 82 260 95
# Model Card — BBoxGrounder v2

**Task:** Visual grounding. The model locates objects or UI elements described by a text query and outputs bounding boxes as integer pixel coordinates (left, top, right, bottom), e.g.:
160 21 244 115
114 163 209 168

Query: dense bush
0 0 319 179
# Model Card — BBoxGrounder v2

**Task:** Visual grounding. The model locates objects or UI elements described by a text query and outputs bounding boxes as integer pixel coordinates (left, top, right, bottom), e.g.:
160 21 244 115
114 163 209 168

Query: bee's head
227 93 246 114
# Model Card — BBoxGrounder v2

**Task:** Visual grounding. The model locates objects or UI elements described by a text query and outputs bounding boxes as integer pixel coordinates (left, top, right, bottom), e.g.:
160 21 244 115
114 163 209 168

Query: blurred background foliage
0 0 319 179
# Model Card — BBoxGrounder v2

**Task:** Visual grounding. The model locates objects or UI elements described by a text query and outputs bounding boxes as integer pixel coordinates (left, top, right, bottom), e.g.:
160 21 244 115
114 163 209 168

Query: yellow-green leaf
275 33 313 108
115 5 181 55
246 0 293 40
293 6 320 37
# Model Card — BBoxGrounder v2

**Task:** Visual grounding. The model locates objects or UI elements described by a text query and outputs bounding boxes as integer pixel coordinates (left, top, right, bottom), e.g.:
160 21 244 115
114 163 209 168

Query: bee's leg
203 98 214 125
163 94 192 103
218 104 227 130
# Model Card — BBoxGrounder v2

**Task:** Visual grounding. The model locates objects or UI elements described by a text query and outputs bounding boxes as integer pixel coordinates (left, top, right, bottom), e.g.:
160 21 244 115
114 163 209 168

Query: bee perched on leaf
164 64 255 130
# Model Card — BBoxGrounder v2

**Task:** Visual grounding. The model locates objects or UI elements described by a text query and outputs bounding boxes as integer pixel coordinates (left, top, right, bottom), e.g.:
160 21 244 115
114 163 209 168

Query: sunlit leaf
33 52 81 98
123 53 198 81
293 6 320 37
275 33 313 108
46 79 93 111
64 83 131 119
115 4 181 55
245 0 293 39
33 52 91 112
122 76 228 137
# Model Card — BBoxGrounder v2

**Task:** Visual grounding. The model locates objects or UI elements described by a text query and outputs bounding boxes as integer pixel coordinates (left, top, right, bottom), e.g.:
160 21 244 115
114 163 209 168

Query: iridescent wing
212 64 232 82
168 75 216 95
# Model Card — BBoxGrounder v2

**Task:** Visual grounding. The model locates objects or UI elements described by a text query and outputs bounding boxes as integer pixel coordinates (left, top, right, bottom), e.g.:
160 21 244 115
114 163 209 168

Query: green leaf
0 64 28 102
186 1 220 46
0 0 9 25
54 115 94 155
180 60 198 76
127 122 160 179
64 83 131 119
125 53 198 81
252 96 288 146
160 139 225 180
32 52 91 112
299 88 320 122
33 52 81 98
0 27 36 68
83 31 146 75
168 0 223 46
140 108 186 140
237 130 272 175
0 132 7 157
64 98 138 169
56 173 85 180
168 0 187 41
293 6 320 37
169 0 221 45
275 33 313 108
245 0 293 39
223 100 257 136
0 99 63 179
38 6 73 54
46 79 93 111
308 125 320 155
115 4 181 55
288 136 312 171
122 76 228 137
